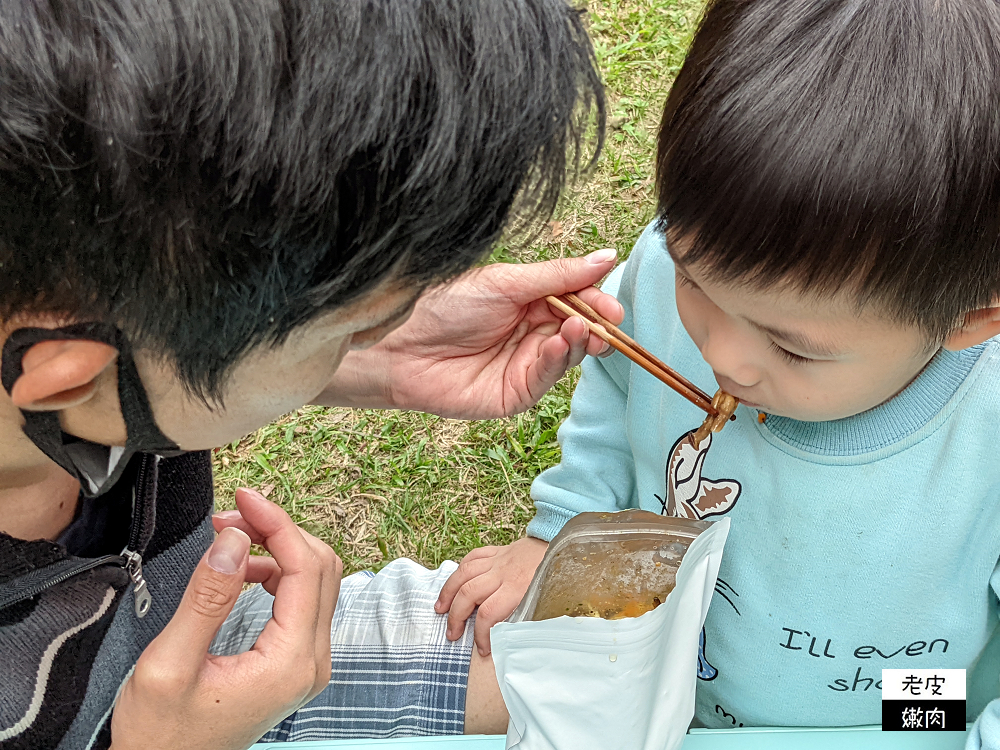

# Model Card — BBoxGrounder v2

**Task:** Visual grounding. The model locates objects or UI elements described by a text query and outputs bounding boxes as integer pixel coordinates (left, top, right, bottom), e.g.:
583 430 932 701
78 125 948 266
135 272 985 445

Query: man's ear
943 302 1000 351
8 340 118 411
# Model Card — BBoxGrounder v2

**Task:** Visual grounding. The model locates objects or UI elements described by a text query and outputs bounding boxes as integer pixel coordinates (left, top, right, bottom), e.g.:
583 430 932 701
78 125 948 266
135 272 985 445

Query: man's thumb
506 249 617 302
153 527 250 668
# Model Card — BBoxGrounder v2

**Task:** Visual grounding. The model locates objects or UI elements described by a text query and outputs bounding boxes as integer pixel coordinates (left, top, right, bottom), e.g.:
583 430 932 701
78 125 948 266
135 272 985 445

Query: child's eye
769 341 813 365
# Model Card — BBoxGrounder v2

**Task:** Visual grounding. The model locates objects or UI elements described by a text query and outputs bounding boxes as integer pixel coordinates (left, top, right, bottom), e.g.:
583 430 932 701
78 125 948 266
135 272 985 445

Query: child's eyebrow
747 320 843 358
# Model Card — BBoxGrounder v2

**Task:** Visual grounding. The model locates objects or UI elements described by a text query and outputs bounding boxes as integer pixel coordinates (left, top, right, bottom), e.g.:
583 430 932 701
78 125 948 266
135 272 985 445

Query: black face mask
1 323 183 498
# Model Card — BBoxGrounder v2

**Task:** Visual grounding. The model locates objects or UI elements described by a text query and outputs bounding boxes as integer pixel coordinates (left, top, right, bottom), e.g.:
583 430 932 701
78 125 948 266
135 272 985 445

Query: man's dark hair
656 0 1000 339
0 0 603 398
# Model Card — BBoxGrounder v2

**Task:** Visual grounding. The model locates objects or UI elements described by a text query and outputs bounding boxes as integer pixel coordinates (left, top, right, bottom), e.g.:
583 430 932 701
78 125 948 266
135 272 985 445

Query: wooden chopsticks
546 292 720 417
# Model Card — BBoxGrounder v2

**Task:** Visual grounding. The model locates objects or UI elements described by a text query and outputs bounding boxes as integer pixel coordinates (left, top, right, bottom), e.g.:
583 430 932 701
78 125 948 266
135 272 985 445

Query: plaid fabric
211 559 476 741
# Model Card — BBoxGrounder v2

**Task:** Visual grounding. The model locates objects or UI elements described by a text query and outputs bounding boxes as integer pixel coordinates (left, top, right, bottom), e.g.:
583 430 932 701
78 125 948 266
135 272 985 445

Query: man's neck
0 389 82 541
0 462 81 541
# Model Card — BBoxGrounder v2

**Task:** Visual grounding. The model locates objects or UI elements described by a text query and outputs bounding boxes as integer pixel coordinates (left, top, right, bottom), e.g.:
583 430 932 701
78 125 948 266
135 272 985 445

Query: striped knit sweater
0 451 214 750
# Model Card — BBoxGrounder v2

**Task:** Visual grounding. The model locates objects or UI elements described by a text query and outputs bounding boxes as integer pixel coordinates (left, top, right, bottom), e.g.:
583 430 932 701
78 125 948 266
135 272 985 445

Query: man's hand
435 537 548 656
315 250 623 419
109 488 342 750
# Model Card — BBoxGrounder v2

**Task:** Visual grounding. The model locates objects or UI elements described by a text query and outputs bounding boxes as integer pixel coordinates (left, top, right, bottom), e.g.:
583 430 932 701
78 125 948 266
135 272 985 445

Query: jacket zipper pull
122 549 152 618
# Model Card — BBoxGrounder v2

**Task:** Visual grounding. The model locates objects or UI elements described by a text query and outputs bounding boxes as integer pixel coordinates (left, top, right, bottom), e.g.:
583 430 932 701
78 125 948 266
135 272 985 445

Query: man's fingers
518 333 574 410
145 527 250 675
237 489 339 703
537 306 613 359
307 538 341 693
496 249 617 305
214 504 331 550
246 555 283 595
570 286 624 357
212 510 265 544
558 317 589 367
234 495 340 699
573 285 625 326
520 318 595 409
510 250 620 361
234 489 327 648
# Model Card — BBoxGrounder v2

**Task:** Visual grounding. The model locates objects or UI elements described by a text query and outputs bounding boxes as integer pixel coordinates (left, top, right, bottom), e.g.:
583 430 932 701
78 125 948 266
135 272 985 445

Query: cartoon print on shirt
655 427 743 682
655 430 742 520
698 627 717 680
697 579 741 681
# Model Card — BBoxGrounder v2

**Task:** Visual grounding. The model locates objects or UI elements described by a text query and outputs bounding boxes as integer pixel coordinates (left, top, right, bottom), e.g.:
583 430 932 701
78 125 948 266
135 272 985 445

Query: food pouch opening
493 512 730 750
511 510 711 623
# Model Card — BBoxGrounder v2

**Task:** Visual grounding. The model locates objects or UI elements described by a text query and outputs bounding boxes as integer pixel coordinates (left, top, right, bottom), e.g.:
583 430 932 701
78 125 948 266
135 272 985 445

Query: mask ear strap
114 335 179 452
1 324 128 494
1 322 122 397
1 321 179 455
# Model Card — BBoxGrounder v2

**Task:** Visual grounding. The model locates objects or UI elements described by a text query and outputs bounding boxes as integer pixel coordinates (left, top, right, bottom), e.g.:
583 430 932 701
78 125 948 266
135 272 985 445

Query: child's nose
699 331 760 389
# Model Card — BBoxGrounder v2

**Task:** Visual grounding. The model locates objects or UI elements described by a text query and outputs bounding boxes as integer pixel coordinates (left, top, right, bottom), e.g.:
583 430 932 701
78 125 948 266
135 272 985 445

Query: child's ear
943 302 1000 351
8 340 118 411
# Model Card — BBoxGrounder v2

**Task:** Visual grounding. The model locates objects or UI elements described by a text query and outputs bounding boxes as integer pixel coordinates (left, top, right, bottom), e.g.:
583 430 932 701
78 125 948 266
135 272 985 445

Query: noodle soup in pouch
493 512 729 750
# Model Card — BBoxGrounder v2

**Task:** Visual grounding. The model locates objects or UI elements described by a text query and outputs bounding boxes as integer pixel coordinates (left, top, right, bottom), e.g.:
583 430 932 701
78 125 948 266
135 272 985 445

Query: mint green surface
251 726 969 749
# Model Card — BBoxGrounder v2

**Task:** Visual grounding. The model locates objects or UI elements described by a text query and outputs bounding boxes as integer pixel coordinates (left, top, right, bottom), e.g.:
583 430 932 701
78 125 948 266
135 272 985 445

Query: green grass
213 0 706 574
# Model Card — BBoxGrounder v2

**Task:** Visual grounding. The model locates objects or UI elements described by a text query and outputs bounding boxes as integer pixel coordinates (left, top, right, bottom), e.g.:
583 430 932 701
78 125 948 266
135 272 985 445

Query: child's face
668 241 939 422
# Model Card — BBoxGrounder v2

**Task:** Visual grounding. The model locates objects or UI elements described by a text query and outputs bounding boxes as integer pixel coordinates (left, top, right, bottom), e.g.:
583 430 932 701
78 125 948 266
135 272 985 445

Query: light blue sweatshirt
529 222 1000 744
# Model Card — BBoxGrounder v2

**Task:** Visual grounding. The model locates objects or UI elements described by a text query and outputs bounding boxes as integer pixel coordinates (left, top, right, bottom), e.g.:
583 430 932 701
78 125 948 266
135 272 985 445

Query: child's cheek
674 283 708 350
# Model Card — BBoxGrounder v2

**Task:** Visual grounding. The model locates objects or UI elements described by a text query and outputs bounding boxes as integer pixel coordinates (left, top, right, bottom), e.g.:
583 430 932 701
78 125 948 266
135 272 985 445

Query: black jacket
0 452 214 750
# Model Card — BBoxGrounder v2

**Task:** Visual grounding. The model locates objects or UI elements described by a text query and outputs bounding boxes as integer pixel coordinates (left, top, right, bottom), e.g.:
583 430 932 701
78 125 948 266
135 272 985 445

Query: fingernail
212 510 242 521
207 527 250 574
586 248 617 264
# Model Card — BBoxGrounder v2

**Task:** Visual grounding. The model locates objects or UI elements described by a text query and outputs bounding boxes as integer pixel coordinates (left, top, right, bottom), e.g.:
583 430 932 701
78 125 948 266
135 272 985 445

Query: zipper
0 455 157 618
119 454 156 618
0 555 126 612
0 550 151 618
127 454 155 554
121 547 152 618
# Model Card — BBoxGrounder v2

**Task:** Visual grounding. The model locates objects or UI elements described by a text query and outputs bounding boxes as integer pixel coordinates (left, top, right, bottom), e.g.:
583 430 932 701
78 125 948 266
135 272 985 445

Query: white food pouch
491 516 729 750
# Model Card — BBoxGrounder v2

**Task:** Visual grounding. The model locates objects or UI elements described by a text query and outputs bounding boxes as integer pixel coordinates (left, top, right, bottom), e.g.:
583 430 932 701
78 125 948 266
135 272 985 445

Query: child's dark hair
0 0 603 399
656 0 1000 339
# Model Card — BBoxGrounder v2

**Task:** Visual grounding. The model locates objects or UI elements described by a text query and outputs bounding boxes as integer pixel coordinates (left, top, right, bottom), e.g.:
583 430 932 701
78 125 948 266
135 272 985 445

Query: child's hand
435 537 548 656
109 488 342 750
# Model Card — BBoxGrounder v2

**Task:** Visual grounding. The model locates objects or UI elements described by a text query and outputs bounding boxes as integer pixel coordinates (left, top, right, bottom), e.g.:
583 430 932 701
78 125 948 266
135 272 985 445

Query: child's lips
714 375 768 411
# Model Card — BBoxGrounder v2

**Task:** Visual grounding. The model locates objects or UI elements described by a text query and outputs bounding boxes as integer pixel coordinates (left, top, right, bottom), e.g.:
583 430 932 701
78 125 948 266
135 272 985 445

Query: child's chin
751 403 812 422
743 399 858 423
769 405 864 423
